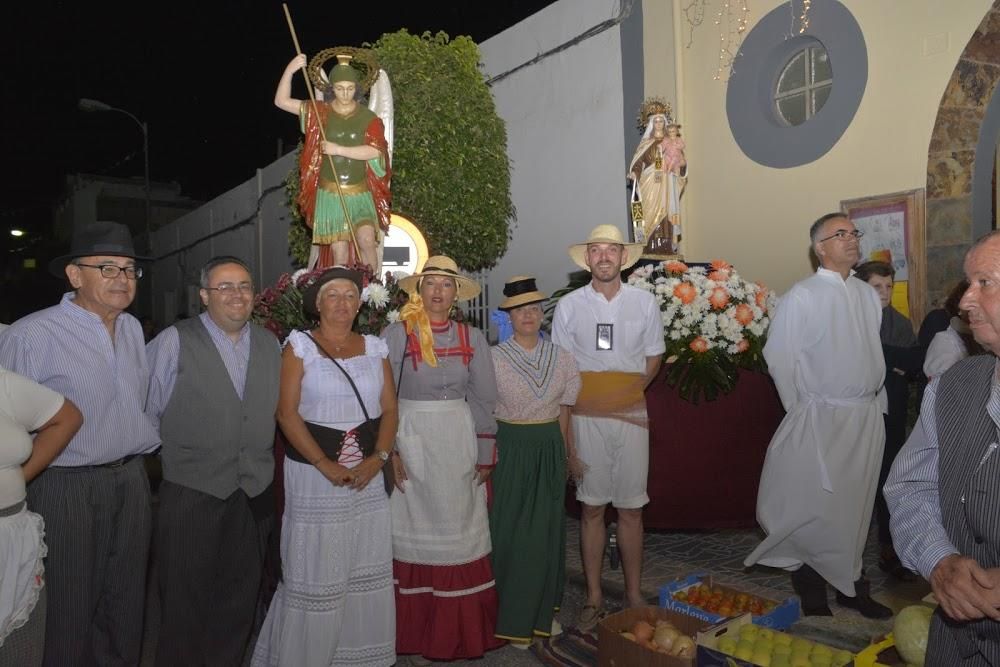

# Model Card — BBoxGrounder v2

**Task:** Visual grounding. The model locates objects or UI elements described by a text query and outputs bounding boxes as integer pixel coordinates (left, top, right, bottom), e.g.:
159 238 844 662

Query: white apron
390 398 491 565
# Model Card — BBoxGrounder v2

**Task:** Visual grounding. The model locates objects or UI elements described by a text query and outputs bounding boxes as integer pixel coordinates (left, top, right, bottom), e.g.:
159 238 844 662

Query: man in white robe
744 213 892 619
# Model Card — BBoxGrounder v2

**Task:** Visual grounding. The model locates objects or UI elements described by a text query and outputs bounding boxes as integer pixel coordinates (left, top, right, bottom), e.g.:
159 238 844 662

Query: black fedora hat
49 221 150 278
302 266 365 318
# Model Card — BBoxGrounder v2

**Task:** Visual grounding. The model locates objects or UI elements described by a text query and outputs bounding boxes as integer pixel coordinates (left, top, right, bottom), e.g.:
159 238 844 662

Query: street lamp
78 98 151 251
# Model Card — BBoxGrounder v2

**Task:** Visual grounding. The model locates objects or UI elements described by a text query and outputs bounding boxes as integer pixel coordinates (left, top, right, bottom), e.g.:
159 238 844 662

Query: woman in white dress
252 267 399 667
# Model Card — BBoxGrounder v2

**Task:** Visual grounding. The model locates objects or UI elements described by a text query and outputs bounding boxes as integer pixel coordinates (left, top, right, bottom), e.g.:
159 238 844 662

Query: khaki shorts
572 415 649 509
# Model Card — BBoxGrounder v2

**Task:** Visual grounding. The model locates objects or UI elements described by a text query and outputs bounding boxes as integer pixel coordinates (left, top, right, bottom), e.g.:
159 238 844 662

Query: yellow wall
662 0 992 294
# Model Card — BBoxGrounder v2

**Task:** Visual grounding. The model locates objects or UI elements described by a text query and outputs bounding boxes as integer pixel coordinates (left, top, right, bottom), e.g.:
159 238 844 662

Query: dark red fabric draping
568 367 784 530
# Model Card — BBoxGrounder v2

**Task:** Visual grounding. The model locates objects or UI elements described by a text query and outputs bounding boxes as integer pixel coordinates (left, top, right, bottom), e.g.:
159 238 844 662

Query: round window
775 44 833 126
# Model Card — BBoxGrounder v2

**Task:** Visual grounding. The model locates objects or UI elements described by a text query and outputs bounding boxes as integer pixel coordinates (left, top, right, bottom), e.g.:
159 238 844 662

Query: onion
671 636 696 657
654 626 681 652
632 621 655 643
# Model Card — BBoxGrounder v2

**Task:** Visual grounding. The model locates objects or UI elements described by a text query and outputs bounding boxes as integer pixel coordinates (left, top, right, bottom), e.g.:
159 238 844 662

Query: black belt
52 454 142 471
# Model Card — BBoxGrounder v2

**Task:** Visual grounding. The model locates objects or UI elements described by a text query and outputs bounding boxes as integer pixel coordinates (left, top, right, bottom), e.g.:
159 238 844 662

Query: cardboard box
597 606 710 667
658 573 800 630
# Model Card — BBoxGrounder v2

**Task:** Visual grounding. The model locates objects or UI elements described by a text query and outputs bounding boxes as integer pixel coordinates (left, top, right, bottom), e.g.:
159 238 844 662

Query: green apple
832 650 853 666
772 656 791 667
739 624 759 641
773 632 793 647
735 644 754 661
791 637 813 653
809 653 832 666
811 643 833 658
718 637 738 655
790 656 811 667
757 628 775 642
773 644 791 657
752 649 773 666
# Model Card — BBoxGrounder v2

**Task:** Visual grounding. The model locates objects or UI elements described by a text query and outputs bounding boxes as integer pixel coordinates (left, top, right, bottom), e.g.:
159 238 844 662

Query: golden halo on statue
309 46 380 94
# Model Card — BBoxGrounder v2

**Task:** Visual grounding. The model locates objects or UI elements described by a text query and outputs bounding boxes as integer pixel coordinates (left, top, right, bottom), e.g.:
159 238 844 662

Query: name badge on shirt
596 323 613 351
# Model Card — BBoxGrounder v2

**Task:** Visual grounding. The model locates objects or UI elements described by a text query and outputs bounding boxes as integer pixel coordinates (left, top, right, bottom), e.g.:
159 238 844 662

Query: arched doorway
925 2 1000 307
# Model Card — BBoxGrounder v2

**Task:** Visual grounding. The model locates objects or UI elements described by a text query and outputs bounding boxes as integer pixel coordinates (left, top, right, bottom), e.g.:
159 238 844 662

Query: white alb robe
744 268 886 596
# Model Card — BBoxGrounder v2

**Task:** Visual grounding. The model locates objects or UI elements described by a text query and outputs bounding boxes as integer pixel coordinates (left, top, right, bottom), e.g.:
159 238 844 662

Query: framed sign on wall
841 188 926 325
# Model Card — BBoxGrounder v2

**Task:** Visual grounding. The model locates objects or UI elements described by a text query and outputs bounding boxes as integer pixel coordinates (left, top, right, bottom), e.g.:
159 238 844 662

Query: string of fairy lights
683 0 814 82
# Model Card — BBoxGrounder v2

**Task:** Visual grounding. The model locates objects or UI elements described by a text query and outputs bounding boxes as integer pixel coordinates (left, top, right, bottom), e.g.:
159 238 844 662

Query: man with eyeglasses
745 212 893 619
0 221 160 665
145 255 280 666
886 231 1000 665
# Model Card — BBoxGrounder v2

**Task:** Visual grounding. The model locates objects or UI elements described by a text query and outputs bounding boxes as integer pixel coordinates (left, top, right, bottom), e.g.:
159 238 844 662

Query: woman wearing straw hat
381 256 503 663
488 276 583 648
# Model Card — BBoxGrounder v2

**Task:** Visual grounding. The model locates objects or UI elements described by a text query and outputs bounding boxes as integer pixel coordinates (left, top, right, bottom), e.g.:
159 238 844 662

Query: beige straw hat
567 224 643 271
397 255 481 301
498 276 547 311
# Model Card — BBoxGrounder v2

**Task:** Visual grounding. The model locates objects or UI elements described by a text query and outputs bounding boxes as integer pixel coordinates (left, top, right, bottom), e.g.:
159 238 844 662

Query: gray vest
159 317 280 500
932 354 1000 662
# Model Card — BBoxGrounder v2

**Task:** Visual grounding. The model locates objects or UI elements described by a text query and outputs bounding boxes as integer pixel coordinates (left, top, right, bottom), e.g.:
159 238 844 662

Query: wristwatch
376 450 391 464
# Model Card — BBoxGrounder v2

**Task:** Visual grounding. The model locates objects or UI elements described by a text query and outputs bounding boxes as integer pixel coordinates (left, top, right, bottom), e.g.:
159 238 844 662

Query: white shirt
551 281 665 373
923 327 968 379
0 368 64 508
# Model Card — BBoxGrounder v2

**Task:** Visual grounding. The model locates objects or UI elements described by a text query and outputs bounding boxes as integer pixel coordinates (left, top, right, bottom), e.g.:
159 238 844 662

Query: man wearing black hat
145 255 280 666
0 221 160 666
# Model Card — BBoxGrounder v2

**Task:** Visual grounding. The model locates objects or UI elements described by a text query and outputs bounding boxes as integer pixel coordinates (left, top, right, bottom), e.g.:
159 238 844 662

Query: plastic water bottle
608 523 620 570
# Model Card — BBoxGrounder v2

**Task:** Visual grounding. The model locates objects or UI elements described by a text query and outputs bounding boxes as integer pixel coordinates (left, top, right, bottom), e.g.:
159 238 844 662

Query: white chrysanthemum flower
386 309 401 324
362 283 390 308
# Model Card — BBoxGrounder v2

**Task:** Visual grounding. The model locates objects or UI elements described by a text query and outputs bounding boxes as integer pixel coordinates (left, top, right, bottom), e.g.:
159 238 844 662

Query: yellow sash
573 371 648 427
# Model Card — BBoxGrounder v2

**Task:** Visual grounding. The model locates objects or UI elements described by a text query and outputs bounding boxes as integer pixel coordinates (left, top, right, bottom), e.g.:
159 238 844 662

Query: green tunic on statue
299 104 385 244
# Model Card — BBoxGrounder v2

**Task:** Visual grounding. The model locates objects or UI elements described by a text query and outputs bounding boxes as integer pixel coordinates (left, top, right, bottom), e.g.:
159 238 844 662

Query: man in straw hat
551 224 665 625
0 221 160 665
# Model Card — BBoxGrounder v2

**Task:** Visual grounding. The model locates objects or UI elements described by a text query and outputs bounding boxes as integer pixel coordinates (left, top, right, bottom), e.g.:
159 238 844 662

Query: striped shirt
884 372 978 578
0 292 160 466
145 313 253 430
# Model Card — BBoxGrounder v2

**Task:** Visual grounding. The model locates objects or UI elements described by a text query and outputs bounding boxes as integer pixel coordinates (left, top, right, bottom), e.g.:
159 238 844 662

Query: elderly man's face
960 236 1000 353
586 243 626 284
66 255 137 318
200 262 254 333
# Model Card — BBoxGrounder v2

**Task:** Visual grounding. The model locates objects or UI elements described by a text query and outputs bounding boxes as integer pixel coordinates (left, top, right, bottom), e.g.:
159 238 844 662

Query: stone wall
926 2 1000 307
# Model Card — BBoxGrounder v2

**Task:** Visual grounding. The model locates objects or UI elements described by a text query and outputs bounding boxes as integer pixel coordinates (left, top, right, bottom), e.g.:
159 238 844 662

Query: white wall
479 0 628 310
678 0 994 296
148 153 297 326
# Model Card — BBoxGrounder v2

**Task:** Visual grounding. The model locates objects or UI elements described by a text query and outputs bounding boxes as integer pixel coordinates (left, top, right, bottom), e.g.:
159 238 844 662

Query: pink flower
709 287 730 310
734 303 754 326
689 337 709 353
674 282 697 304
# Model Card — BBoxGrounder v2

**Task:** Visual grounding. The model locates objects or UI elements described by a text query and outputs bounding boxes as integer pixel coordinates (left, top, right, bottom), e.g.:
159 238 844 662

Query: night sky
2 1 559 235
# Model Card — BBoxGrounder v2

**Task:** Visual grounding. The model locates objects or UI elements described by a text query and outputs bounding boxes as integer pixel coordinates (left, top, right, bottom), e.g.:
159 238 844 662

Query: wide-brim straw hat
499 275 547 311
49 220 150 277
302 266 365 318
398 255 480 301
567 224 643 271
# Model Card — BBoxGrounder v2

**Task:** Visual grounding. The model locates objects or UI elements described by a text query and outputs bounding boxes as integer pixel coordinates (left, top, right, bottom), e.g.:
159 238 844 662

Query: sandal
578 603 604 628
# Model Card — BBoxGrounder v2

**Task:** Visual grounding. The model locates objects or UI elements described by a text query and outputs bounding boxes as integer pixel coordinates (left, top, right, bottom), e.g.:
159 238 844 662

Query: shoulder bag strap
304 332 372 423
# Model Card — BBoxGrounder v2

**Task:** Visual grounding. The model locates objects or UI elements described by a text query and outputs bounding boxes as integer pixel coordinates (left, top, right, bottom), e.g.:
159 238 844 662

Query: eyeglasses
74 263 143 280
203 282 254 295
817 229 864 243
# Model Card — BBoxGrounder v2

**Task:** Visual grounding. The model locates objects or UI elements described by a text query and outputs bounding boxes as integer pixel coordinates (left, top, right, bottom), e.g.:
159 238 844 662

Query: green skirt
312 187 377 244
489 420 567 641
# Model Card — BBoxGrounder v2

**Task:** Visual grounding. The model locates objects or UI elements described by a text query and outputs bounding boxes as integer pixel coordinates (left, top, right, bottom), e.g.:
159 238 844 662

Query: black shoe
836 578 893 619
791 566 832 616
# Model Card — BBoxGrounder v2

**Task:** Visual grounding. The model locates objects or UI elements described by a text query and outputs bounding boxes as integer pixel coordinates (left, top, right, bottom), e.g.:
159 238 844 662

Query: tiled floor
140 513 930 664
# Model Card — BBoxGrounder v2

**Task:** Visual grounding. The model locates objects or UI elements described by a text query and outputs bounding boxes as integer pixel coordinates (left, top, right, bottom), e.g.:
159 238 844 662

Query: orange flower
709 287 730 310
689 337 709 353
734 303 754 325
755 286 768 308
708 270 729 282
664 260 689 274
736 339 750 353
673 281 697 304
710 259 733 272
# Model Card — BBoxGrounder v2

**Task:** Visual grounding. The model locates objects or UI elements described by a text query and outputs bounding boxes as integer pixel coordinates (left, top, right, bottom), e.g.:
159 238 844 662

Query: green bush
286 30 514 271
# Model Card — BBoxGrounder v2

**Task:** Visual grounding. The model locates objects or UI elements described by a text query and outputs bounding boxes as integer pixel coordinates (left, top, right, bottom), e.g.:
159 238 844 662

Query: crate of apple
715 624 853 667
673 584 777 618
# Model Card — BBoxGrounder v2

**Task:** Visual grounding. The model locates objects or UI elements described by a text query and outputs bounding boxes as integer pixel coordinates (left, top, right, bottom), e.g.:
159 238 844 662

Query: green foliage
284 158 312 266
285 31 515 271
372 31 514 270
